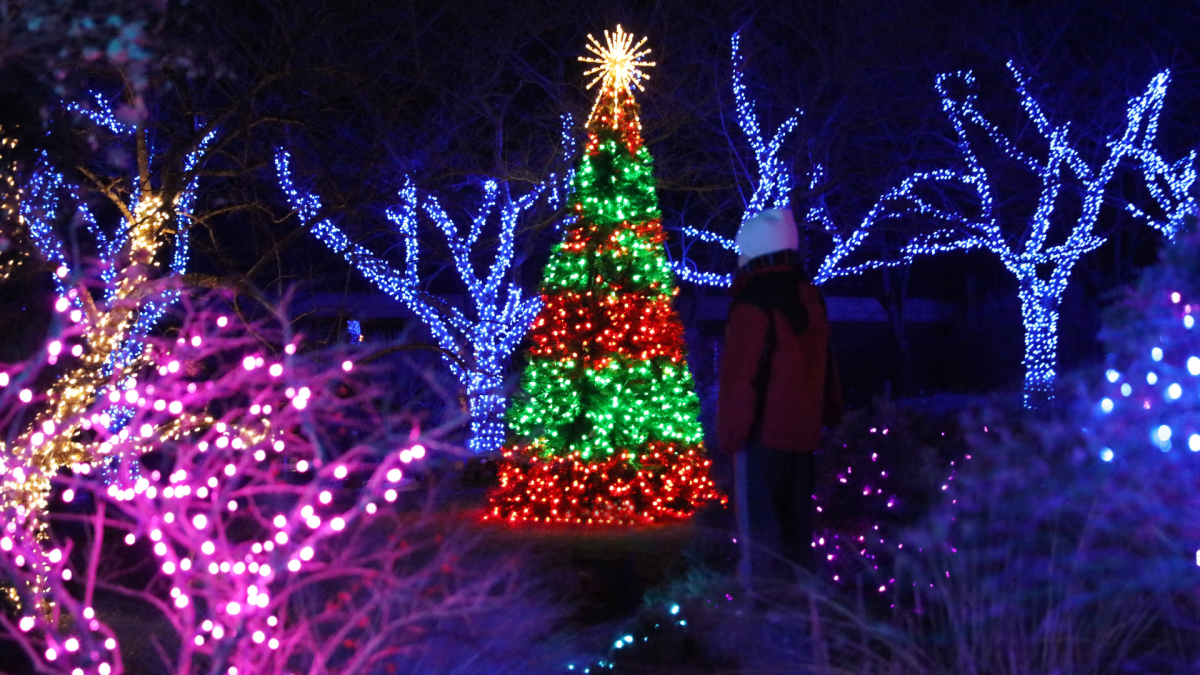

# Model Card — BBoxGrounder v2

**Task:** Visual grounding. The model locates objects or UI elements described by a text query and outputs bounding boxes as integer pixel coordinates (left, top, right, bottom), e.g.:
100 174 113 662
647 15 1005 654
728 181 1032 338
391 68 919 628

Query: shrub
0 294 566 674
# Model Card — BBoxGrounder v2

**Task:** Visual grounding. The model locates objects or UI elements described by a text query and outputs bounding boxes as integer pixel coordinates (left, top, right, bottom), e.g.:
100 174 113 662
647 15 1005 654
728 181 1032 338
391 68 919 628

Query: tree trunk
1017 275 1062 409
879 266 912 396
467 368 507 454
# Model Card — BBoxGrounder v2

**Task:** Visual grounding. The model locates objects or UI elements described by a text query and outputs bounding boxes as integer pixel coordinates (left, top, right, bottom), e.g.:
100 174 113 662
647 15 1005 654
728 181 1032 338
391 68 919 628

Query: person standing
717 208 843 586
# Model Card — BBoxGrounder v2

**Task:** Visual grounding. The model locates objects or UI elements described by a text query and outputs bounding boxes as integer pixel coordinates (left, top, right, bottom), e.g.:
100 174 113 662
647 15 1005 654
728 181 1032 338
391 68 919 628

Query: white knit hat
735 208 798 267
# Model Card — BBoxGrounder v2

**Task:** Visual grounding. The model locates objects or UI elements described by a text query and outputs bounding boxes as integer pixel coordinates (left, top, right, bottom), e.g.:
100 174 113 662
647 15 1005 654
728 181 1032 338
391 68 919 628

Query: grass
565 395 1200 674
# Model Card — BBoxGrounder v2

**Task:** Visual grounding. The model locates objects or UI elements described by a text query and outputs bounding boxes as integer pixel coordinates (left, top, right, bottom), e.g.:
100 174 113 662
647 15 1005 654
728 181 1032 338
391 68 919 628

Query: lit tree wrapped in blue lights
674 50 1196 408
29 94 216 378
276 140 573 454
817 64 1196 407
670 32 802 288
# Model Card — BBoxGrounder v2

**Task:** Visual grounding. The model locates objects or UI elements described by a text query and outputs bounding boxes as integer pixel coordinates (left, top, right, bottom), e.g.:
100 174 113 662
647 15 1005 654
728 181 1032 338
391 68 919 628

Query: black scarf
731 250 810 335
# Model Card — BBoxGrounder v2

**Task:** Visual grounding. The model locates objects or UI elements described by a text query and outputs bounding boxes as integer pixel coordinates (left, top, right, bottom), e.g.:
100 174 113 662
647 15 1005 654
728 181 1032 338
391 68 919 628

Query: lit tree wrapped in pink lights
1 295 555 674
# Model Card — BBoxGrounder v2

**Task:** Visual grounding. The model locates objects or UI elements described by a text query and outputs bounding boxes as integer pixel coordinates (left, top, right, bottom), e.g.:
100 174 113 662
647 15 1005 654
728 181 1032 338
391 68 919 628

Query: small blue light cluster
669 264 732 288
1094 293 1200 461
563 600 698 673
64 91 133 135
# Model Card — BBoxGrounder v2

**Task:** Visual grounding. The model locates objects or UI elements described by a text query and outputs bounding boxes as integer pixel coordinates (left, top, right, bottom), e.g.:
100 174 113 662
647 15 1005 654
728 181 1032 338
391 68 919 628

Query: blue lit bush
884 229 1200 675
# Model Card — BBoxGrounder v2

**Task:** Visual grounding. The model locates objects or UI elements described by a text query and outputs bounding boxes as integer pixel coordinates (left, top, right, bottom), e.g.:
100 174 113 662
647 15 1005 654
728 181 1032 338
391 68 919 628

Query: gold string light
0 132 24 282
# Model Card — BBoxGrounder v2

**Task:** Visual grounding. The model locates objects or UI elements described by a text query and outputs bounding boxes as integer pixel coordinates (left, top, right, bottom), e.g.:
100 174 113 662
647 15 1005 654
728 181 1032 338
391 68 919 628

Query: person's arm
717 302 769 453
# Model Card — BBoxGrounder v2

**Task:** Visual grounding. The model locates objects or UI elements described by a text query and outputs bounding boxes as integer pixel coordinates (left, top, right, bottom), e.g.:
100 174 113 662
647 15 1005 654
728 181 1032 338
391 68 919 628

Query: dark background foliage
4 0 1200 403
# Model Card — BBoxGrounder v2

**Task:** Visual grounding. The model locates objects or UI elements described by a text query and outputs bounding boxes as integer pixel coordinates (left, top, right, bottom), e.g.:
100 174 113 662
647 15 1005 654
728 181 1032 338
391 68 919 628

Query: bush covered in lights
811 395 987 588
569 386 1199 674
570 251 1200 671
771 231 1200 671
887 403 1200 674
809 287 1200 672
1090 224 1200 460
0 294 566 675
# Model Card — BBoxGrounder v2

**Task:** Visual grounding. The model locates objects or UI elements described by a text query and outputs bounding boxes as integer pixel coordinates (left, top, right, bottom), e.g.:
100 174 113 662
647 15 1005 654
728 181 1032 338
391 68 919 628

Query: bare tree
670 31 802 288
276 133 573 454
815 63 1196 406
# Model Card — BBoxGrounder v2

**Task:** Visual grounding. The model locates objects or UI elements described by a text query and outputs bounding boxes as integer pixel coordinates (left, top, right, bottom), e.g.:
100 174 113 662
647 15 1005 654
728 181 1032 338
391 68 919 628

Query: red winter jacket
717 253 843 453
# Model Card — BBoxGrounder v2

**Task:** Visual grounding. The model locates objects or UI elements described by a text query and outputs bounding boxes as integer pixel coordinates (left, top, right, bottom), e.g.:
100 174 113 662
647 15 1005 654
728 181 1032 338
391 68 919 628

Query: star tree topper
580 25 655 126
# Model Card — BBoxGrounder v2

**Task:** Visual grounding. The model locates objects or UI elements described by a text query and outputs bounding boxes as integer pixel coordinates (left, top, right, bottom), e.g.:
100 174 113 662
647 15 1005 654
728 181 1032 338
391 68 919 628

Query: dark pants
735 444 816 585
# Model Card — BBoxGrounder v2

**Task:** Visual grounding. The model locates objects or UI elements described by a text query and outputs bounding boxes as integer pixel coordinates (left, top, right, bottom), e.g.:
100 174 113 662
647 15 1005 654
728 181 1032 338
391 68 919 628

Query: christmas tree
485 26 722 525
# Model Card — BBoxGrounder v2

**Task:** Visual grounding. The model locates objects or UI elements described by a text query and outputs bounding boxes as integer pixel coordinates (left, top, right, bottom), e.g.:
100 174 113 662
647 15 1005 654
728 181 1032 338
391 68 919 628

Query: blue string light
680 225 739 251
548 113 578 212
819 63 1195 406
276 135 574 453
729 32 799 218
1091 259 1200 463
674 54 1196 408
669 266 733 288
668 32 803 288
21 99 215 429
64 91 134 136
21 158 71 296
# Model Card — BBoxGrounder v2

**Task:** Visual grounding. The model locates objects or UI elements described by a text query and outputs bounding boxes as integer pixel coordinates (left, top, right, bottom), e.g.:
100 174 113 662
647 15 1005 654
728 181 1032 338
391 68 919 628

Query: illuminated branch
668 33 901 290
0 132 23 283
816 63 1197 406
276 126 573 454
669 32 803 288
